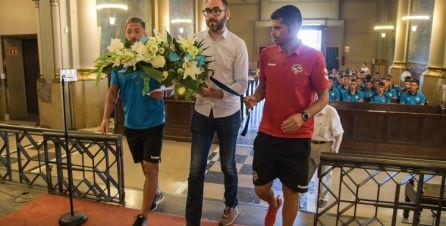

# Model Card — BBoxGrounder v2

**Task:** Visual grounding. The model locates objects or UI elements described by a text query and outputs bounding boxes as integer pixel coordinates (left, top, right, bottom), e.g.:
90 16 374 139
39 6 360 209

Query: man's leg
282 184 300 226
255 182 282 226
216 112 241 225
185 112 215 226
255 181 275 207
216 112 241 208
140 161 159 215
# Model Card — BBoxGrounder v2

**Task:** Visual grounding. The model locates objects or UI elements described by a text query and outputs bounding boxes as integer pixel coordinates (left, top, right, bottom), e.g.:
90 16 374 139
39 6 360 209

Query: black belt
311 140 332 144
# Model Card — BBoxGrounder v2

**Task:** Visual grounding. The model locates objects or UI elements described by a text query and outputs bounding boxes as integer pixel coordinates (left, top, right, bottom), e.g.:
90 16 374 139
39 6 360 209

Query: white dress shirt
312 105 344 142
194 28 249 118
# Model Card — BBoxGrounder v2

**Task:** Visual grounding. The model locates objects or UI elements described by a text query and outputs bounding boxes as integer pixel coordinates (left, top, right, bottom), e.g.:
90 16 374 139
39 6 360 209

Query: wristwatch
301 112 310 121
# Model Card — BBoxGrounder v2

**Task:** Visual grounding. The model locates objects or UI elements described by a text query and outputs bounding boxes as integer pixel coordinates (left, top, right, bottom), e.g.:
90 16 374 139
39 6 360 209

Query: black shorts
125 123 164 163
252 132 311 193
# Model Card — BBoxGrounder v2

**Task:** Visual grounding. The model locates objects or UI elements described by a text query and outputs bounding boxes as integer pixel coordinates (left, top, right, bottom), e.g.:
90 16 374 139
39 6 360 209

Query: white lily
182 58 201 80
107 38 124 52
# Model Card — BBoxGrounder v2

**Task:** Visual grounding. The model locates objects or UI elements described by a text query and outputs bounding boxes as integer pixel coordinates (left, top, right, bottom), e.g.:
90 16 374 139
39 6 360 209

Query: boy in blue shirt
99 17 172 226
341 79 364 103
361 79 374 102
370 81 390 104
329 77 340 101
400 78 426 105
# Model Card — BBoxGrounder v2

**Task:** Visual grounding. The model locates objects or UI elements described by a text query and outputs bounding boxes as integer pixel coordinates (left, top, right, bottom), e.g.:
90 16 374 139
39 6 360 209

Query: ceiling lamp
401 15 430 20
96 3 128 10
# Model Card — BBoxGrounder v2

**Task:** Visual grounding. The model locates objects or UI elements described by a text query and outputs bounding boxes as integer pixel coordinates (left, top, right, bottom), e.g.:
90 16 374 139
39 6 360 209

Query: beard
206 17 226 32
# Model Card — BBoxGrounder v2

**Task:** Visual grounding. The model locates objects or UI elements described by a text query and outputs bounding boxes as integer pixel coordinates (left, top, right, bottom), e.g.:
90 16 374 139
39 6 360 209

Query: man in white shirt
360 62 370 75
185 0 249 226
308 104 343 208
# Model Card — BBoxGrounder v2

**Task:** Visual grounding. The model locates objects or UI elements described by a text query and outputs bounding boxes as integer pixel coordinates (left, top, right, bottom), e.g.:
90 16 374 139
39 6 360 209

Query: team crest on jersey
292 64 303 75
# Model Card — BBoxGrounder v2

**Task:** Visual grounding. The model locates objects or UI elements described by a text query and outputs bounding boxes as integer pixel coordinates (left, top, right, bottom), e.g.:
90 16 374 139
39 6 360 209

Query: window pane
96 0 152 54
298 29 322 51
169 0 195 38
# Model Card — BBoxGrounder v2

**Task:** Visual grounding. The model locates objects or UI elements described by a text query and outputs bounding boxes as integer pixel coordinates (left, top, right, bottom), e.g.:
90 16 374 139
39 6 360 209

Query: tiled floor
2 104 446 225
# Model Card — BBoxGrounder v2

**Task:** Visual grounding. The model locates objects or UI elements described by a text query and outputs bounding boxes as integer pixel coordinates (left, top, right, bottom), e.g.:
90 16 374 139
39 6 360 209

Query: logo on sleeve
292 64 303 75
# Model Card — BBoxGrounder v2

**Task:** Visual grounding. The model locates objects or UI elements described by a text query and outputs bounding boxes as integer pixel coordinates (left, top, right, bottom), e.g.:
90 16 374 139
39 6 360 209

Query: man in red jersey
244 5 329 226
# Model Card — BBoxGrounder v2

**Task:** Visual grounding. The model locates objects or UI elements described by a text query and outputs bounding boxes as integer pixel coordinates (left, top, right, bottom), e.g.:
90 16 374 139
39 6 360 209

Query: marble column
76 0 100 68
196 0 206 32
420 0 446 103
389 0 410 86
35 0 56 81
153 0 169 32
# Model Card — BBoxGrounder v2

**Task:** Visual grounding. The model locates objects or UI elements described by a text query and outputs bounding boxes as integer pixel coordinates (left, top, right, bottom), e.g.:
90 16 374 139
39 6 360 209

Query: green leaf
139 64 164 82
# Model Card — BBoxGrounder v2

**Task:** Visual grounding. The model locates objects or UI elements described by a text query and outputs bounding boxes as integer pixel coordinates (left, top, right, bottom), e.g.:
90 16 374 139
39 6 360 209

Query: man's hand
243 95 258 109
281 113 304 133
199 86 223 98
149 89 164 100
100 118 110 134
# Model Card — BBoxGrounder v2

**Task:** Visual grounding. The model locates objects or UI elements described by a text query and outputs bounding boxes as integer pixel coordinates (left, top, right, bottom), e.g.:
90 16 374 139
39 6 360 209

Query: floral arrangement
93 30 212 99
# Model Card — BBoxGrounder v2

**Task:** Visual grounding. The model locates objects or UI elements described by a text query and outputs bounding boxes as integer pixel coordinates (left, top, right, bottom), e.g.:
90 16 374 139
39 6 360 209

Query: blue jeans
185 110 241 225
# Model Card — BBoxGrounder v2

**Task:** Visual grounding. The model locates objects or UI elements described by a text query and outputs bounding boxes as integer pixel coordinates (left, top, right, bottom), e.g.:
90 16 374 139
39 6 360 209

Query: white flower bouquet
94 30 212 99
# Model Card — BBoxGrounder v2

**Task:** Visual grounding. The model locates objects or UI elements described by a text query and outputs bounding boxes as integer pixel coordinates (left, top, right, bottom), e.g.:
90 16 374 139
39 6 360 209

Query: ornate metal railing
0 124 125 204
315 152 446 226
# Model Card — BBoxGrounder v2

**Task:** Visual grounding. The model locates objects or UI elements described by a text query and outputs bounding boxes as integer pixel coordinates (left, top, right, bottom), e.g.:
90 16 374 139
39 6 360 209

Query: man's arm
243 79 266 109
100 85 119 134
330 106 344 153
331 133 343 153
281 89 329 133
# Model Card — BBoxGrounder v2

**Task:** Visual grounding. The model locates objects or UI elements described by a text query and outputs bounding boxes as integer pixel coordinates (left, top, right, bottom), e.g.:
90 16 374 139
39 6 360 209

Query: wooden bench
331 102 446 161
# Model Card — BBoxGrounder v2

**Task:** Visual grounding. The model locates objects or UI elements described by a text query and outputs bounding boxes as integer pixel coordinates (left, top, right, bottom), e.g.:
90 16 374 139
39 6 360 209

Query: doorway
2 35 40 122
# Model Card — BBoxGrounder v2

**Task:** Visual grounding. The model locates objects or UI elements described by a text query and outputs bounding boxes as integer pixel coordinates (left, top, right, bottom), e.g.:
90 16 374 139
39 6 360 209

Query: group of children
328 70 427 105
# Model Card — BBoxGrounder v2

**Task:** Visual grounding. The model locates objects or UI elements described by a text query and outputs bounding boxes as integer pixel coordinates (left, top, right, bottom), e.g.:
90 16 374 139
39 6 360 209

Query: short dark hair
125 17 146 29
270 5 302 27
205 0 229 9
378 81 385 87
410 78 419 85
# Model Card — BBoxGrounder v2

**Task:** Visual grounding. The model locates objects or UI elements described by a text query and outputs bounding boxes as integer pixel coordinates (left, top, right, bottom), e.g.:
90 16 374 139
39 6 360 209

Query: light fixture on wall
374 25 394 38
96 3 128 10
401 15 430 20
171 19 193 24
109 16 116 25
373 25 394 30
96 3 128 26
401 15 430 33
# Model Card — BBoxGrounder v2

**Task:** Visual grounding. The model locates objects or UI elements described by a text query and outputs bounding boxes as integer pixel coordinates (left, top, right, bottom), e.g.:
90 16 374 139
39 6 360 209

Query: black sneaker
133 214 147 226
150 192 165 211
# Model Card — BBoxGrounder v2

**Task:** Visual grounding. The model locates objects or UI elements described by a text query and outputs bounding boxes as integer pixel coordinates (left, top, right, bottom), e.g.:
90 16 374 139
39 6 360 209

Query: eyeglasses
202 7 225 17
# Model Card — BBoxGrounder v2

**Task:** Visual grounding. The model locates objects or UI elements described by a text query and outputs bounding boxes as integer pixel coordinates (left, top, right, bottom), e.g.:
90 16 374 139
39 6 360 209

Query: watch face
302 112 309 121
